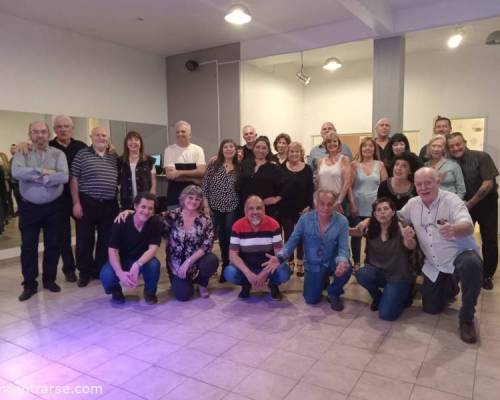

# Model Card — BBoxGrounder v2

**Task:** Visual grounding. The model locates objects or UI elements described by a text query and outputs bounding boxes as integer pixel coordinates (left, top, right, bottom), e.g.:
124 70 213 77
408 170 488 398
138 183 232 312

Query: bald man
308 122 353 171
71 127 119 287
374 118 391 164
398 167 482 343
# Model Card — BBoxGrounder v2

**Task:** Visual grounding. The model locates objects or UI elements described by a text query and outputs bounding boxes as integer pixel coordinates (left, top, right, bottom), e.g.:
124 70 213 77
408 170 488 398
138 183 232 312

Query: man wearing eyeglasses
11 121 69 301
398 167 482 343
263 189 351 311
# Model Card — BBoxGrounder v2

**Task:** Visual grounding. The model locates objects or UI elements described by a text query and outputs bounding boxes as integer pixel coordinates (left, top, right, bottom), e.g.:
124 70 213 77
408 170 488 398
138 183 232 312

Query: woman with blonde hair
280 141 314 276
425 135 465 198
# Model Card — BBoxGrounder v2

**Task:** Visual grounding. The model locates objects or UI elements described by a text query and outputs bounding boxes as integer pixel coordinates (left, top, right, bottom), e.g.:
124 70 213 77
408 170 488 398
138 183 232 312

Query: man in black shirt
241 125 257 161
49 115 87 283
447 132 499 290
100 192 162 304
374 118 391 164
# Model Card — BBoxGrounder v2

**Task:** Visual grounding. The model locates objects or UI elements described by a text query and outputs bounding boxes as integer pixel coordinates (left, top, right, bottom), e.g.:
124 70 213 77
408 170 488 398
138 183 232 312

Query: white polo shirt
398 190 478 282
163 143 205 167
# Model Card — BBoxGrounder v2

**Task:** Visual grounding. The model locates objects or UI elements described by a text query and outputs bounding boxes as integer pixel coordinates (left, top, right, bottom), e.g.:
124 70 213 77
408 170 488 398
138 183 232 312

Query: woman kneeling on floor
350 197 416 321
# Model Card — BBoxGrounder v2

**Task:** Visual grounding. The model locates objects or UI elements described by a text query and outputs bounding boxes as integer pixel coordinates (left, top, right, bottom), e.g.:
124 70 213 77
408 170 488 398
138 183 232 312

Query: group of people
8 114 499 344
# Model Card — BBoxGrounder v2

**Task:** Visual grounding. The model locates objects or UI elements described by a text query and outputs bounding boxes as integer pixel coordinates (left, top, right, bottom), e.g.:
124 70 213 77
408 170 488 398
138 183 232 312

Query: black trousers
470 193 498 279
76 194 119 279
169 252 218 301
19 197 63 289
58 195 76 274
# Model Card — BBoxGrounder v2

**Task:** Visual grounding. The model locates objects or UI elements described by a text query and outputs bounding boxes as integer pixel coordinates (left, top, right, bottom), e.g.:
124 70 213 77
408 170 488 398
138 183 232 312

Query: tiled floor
0 253 499 400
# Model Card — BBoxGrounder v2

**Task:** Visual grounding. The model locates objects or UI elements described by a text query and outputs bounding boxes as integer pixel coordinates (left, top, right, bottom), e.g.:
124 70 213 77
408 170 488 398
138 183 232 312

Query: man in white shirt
398 167 482 343
164 120 206 208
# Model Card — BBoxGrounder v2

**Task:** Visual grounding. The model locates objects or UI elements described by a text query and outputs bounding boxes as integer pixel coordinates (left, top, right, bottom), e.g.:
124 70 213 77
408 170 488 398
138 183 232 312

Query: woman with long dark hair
238 136 282 221
118 131 156 210
351 198 416 321
386 133 422 176
202 139 239 281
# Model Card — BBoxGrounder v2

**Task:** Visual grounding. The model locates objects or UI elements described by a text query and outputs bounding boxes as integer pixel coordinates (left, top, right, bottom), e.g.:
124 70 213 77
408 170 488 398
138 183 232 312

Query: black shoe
18 287 37 302
330 296 344 311
77 275 90 288
219 274 227 283
64 271 77 282
111 288 125 304
43 282 61 292
483 277 494 290
238 284 251 299
269 284 283 301
144 291 158 305
459 320 478 344
370 299 379 312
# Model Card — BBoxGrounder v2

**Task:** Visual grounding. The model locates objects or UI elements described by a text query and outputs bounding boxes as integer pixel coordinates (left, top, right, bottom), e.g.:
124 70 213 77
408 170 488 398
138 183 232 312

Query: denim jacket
278 210 350 272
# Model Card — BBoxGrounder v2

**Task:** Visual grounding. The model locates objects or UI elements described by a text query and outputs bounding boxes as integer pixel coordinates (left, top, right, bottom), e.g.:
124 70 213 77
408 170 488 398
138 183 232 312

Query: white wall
0 111 47 156
241 63 304 147
0 12 167 126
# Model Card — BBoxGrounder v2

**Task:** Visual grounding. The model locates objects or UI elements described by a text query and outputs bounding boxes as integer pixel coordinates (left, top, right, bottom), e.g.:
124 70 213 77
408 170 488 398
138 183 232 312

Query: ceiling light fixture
322 57 342 71
447 28 464 49
224 4 252 25
485 30 500 45
296 52 311 85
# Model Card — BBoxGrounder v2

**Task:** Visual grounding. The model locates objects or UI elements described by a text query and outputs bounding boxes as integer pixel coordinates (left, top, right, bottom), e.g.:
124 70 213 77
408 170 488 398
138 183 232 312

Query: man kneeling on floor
224 195 291 300
100 192 162 304
263 189 351 311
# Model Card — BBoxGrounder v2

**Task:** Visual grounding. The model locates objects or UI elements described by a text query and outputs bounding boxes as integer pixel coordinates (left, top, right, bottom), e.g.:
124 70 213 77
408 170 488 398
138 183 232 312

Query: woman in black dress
280 142 314 276
238 136 283 221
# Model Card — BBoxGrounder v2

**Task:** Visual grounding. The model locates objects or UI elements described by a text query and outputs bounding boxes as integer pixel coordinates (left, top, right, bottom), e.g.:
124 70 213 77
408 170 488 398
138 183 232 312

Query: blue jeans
356 265 410 321
224 263 291 287
303 263 352 304
211 209 238 268
100 257 161 295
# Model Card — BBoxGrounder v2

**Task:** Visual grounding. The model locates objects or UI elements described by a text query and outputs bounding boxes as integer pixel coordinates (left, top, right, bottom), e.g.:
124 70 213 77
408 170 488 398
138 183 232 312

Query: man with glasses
398 167 482 343
263 189 351 311
12 121 69 301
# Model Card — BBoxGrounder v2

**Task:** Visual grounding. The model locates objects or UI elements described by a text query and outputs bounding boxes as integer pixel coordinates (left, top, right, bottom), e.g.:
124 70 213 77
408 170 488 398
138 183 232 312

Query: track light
296 52 311 85
224 4 252 25
447 28 464 49
322 57 342 71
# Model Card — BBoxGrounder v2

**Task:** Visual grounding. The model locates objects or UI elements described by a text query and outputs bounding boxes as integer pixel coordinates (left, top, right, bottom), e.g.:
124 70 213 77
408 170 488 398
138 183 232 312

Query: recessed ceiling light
447 29 464 49
322 57 342 71
224 4 252 25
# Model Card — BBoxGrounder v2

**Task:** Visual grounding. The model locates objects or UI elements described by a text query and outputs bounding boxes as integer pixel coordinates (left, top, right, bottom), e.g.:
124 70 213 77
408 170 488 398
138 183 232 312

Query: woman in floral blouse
164 185 218 301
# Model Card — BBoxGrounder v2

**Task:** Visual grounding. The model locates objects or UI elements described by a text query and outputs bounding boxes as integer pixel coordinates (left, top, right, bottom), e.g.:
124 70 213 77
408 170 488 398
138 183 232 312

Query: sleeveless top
353 161 382 216
317 155 345 195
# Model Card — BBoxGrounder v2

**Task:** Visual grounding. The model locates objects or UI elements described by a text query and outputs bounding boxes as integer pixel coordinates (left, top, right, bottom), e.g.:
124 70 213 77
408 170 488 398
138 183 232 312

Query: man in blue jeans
263 189 351 311
225 196 290 301
100 192 162 304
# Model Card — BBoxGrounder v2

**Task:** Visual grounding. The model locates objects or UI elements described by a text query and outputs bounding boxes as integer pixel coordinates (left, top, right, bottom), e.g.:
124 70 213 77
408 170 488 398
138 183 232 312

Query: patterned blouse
201 161 239 212
163 208 214 274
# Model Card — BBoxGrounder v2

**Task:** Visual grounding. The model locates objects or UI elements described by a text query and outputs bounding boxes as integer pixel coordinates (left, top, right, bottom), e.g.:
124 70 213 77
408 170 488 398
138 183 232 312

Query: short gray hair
313 189 337 203
179 185 204 212
53 115 74 128
175 120 191 133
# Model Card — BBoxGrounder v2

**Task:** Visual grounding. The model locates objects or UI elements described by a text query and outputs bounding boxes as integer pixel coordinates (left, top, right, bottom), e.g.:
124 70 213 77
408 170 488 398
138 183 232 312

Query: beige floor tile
260 349 316 379
161 378 228 400
234 369 297 400
284 381 347 400
366 353 422 383
156 347 215 376
378 336 429 362
416 363 474 398
302 359 362 394
195 357 254 391
222 340 276 367
321 343 375 371
0 351 51 380
351 372 413 400
410 385 470 400
60 345 118 373
121 366 186 400
476 352 500 380
337 327 385 352
188 331 240 356
386 322 435 344
278 333 332 359
298 321 345 341
423 342 477 374
125 337 180 364
88 354 151 386
156 323 204 346
474 375 500 400
0 340 27 363
15 363 81 388
99 388 144 400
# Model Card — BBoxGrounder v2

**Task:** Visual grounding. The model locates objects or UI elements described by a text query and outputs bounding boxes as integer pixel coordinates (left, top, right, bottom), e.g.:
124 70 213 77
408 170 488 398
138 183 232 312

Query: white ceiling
248 15 500 69
0 0 498 57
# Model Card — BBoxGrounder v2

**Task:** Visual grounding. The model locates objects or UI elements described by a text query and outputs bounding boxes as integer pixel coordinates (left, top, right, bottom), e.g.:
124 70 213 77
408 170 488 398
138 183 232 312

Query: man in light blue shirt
263 189 351 311
12 121 68 301
308 122 353 171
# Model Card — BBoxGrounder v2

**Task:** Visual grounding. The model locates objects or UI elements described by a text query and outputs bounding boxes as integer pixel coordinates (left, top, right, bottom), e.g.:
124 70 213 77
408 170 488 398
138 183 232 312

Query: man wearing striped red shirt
224 195 291 300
